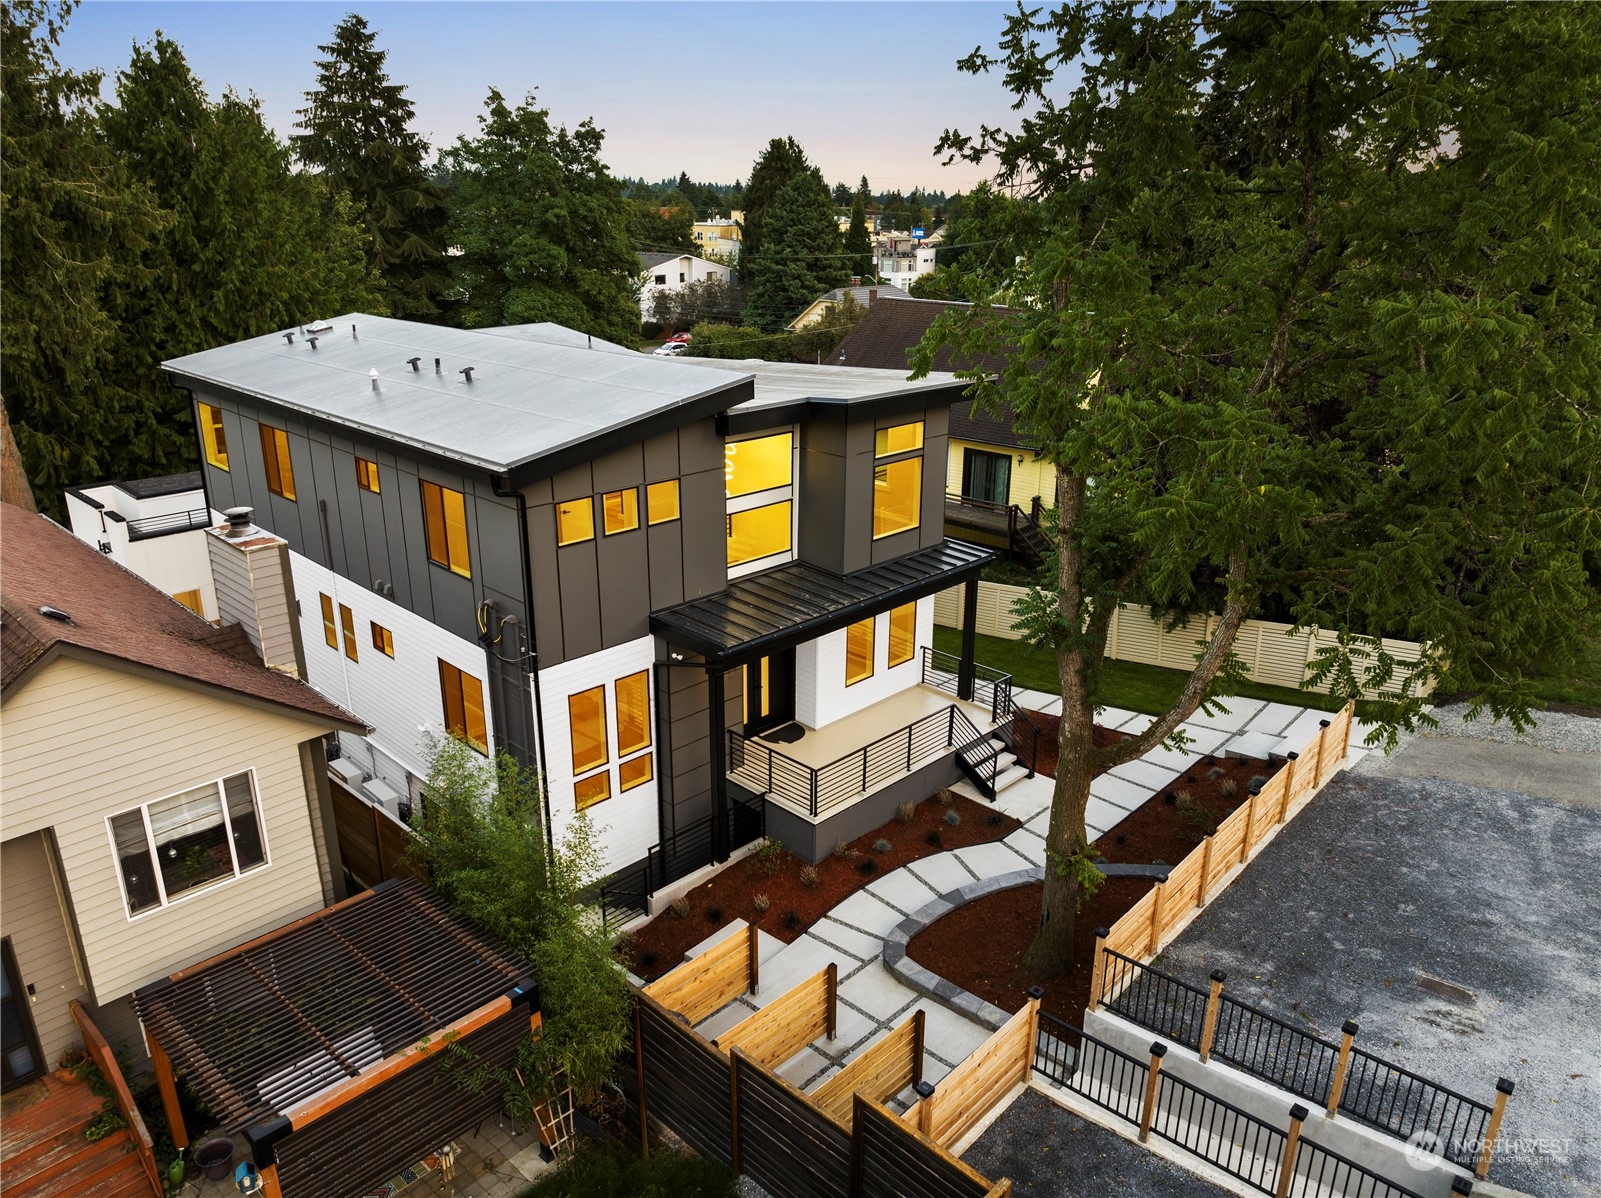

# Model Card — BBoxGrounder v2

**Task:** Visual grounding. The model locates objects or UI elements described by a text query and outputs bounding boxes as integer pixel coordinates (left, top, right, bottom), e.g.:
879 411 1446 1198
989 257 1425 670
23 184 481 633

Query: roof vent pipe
308 336 318 350
370 368 379 392
283 332 296 345
434 357 441 375
407 357 421 372
38 605 73 624
352 323 358 340
460 367 475 383
222 506 257 539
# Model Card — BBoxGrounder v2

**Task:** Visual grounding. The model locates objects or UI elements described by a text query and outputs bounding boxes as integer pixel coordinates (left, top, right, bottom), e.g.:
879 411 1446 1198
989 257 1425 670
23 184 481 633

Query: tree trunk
1021 686 1096 975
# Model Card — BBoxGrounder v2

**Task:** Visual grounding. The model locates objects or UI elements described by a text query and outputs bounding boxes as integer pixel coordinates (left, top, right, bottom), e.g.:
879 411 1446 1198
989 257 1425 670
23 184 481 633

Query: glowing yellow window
619 754 653 792
259 424 296 500
371 622 394 656
575 771 611 810
845 618 875 685
339 604 358 662
602 488 639 535
356 457 381 493
647 480 681 524
724 433 792 498
198 403 229 470
726 501 792 567
421 481 471 577
568 685 609 775
875 421 924 457
556 498 594 546
172 589 204 616
872 457 922 539
438 660 488 753
888 603 917 668
320 593 337 648
615 671 651 756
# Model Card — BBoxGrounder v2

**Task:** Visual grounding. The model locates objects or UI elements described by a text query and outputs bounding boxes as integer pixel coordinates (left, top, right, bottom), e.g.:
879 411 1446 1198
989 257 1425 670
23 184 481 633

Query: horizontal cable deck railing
125 507 211 539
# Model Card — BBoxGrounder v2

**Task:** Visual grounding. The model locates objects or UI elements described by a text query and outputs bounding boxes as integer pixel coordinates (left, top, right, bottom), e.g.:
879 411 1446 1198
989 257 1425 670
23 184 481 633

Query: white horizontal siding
290 552 495 785
1 833 90 1066
0 656 331 1003
536 637 659 874
796 596 931 730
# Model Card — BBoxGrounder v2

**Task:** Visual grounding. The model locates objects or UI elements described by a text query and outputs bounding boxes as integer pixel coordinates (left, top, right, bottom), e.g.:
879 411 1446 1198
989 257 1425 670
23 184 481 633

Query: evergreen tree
294 14 450 318
926 0 1601 975
445 89 640 344
739 136 809 295
1 0 165 513
844 191 873 280
97 35 380 479
743 168 847 331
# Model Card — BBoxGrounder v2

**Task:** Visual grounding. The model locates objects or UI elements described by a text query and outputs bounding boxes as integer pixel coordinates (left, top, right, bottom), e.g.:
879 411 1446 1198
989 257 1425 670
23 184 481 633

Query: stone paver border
883 867 1044 1031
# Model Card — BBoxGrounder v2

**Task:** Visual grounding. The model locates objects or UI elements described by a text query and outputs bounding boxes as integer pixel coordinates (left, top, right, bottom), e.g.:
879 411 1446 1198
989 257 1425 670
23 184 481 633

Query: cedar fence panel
918 1000 1036 1149
810 1012 923 1126
853 1096 1000 1198
644 924 756 1024
1105 889 1157 961
1211 804 1250 869
330 781 425 887
638 995 733 1166
731 1051 852 1198
715 968 833 1069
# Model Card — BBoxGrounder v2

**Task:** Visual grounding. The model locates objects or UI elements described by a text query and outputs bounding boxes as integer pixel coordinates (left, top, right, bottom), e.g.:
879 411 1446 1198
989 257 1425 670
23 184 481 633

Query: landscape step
2 1129 143 1198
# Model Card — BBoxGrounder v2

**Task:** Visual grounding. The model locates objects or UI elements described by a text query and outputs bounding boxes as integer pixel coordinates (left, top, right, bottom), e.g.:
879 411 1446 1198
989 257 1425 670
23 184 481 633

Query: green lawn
1524 626 1601 711
933 626 1347 716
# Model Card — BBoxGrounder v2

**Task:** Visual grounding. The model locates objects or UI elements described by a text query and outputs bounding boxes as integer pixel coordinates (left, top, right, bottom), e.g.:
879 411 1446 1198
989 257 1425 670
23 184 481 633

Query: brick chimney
205 507 304 678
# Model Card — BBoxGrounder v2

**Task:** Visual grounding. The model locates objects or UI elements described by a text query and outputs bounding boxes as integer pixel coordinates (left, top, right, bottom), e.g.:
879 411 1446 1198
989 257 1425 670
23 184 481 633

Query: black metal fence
125 507 211 540
595 792 766 930
1212 993 1341 1105
1150 1068 1285 1195
1032 1011 1149 1124
1289 1138 1429 1198
1338 1048 1492 1170
920 646 1015 723
1099 947 1210 1052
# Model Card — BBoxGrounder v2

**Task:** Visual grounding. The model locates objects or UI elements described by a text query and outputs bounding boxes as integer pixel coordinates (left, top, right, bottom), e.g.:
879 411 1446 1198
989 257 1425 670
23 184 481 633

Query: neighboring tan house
160 315 1027 918
638 250 733 320
0 502 362 1080
787 283 912 332
829 298 1053 563
691 215 742 261
64 472 220 620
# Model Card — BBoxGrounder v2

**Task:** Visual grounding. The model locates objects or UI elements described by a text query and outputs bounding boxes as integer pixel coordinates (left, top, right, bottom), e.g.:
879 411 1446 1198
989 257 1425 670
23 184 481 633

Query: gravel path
1424 701 1601 756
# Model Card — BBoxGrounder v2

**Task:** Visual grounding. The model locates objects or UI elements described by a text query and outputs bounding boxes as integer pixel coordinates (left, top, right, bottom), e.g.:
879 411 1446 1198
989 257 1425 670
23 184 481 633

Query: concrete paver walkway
689 695 1359 1104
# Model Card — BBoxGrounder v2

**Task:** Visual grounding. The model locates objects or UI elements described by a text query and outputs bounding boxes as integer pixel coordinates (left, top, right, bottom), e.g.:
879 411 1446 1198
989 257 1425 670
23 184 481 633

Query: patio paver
864 867 940 915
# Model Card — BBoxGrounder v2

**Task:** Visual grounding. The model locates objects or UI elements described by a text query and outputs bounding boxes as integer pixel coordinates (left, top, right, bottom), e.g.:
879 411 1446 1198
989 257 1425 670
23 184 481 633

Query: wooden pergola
133 879 536 1198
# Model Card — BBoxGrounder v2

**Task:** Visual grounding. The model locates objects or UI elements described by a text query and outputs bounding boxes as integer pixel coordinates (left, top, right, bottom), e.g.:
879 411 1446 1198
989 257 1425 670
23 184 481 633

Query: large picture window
438 661 488 753
199 402 229 470
872 457 922 539
725 433 793 498
259 424 296 500
422 481 471 578
109 772 268 917
727 501 792 567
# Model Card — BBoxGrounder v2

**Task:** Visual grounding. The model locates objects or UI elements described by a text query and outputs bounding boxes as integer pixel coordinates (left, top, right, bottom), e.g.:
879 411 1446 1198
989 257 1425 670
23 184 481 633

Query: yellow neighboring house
787 282 912 332
0 502 362 1076
692 214 742 262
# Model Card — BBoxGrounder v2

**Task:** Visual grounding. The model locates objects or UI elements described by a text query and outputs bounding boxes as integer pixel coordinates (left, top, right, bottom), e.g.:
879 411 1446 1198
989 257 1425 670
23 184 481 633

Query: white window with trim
107 772 269 918
724 429 797 578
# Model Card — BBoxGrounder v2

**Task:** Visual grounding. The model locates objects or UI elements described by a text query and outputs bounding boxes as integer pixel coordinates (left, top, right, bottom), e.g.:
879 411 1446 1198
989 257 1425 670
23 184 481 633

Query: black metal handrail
1099 948 1211 1052
920 646 1014 722
1211 994 1341 1106
125 507 211 540
1289 1136 1430 1198
1150 1069 1286 1195
1032 1011 1148 1126
1338 1047 1492 1170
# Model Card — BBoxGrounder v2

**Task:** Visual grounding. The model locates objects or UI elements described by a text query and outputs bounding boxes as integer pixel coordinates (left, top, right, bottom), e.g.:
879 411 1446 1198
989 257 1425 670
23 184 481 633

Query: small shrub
985 813 1005 827
944 809 962 827
783 911 801 930
924 830 943 848
799 865 820 888
640 952 658 971
833 840 858 860
1248 774 1270 792
1163 791 1178 805
873 838 893 853
937 788 956 806
856 859 878 875
752 894 771 914
1174 788 1193 805
1114 833 1128 845
745 837 785 878
896 801 916 824
666 897 690 919
1207 766 1226 780
1219 777 1239 798
705 905 724 923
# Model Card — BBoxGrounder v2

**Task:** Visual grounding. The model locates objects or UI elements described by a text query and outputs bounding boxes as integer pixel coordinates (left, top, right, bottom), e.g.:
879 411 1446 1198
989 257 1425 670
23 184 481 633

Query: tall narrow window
602 488 639 535
421 481 471 578
556 498 594 546
438 661 488 753
888 603 917 668
724 433 793 498
845 617 875 686
726 501 792 567
320 594 337 648
259 424 296 500
198 403 229 470
568 686 609 775
872 457 922 538
875 421 924 457
356 457 381 493
339 604 358 662
646 480 681 525
371 622 394 656
615 672 651 756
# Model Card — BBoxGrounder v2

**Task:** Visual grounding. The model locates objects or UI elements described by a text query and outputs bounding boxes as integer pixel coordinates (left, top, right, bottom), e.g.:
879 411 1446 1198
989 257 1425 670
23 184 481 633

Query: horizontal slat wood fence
935 583 1429 698
330 781 427 888
1100 703 1354 968
903 998 1038 1151
732 1049 853 1198
811 1011 924 1126
637 994 734 1166
715 965 836 1069
855 1097 1010 1198
643 923 759 1024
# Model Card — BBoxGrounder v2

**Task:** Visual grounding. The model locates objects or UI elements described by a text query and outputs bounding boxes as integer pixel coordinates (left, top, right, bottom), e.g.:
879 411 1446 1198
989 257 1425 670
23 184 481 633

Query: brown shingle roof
0 503 361 730
828 299 1032 451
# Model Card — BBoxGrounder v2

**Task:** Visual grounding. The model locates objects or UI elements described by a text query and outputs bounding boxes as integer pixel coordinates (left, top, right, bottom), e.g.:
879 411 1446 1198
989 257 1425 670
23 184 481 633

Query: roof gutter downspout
493 472 555 860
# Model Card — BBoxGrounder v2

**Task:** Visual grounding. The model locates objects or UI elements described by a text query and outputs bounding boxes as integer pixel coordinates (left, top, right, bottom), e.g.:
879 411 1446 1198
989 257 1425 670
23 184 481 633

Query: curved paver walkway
690 696 1360 1107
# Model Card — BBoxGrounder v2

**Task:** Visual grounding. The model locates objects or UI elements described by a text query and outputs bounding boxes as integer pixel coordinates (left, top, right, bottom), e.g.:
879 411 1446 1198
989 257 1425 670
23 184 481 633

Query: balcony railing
125 507 211 540
919 645 1013 722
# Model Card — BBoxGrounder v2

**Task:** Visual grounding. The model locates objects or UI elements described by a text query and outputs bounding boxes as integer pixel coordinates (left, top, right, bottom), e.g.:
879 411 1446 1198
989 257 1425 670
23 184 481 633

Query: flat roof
163 316 965 479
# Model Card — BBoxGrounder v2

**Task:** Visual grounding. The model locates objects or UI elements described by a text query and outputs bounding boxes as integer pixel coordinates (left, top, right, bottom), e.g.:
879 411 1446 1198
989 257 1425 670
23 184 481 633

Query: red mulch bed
623 792 1020 981
907 751 1283 1022
1010 709 1129 778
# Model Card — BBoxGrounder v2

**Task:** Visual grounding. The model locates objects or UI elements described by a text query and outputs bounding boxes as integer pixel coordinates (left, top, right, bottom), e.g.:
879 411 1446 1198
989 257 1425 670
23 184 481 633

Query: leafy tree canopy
921 0 1601 974
445 89 641 344
293 14 450 319
743 168 848 331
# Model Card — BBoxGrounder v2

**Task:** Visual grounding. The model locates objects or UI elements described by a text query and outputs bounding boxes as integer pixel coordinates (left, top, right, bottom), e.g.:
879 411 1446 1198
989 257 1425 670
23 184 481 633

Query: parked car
667 332 693 344
652 341 688 356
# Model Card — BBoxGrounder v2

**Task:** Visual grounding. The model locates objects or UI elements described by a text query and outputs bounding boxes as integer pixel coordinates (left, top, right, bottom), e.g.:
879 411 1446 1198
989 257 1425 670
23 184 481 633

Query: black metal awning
650 539 994 667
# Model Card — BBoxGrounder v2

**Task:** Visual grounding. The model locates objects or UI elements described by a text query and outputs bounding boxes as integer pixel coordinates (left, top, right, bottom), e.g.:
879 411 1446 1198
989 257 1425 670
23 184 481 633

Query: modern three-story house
161 317 1024 912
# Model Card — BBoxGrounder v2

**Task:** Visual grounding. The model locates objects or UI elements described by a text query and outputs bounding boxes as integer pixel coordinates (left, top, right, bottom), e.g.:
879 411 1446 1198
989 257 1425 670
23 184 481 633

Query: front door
1 939 46 1092
961 448 1012 507
743 649 795 735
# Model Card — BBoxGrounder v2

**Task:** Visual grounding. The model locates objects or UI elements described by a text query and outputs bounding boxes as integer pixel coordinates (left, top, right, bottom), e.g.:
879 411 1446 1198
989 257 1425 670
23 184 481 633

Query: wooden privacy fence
329 780 426 888
935 582 1430 698
903 997 1040 1151
811 1011 925 1125
642 922 761 1024
1095 703 1354 966
69 1001 163 1198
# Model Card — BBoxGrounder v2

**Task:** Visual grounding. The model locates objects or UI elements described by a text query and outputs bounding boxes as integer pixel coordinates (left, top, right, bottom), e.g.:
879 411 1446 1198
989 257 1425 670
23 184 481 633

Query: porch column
957 577 979 701
708 665 730 862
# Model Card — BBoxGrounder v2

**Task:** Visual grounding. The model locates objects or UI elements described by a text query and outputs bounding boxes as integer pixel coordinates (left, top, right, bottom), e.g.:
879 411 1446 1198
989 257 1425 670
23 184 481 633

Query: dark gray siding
659 652 744 839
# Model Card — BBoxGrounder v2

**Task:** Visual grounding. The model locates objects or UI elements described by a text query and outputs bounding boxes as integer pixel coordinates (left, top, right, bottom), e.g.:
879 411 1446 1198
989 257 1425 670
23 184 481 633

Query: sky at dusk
54 2 1041 195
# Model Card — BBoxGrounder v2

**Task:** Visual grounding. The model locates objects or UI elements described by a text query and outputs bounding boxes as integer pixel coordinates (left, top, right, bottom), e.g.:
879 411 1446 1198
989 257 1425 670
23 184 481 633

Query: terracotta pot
54 1067 82 1085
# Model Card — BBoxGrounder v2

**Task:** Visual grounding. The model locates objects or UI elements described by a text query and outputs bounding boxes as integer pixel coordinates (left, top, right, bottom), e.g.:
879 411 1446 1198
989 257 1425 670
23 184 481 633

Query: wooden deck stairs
0 1073 159 1198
